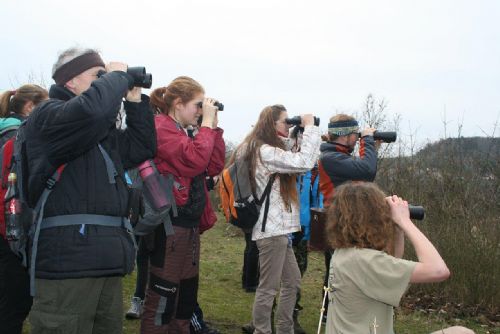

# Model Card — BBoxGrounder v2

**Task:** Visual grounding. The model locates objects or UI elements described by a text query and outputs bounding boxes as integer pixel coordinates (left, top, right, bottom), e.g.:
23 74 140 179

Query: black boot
293 309 306 334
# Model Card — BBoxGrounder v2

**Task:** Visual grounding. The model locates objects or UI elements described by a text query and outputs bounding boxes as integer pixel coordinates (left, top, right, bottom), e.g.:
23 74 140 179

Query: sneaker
125 296 143 319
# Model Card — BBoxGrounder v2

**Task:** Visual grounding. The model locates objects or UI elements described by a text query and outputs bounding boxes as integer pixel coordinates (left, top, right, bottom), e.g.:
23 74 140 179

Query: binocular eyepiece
285 116 320 127
359 131 397 143
409 205 425 220
196 101 224 111
127 67 152 89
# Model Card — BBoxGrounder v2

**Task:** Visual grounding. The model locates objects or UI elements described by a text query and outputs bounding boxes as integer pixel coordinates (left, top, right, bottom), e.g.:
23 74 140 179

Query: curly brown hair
326 182 396 255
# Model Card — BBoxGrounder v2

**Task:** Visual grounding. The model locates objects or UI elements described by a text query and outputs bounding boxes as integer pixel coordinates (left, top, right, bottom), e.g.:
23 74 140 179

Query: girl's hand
200 98 218 128
386 195 410 227
300 114 314 127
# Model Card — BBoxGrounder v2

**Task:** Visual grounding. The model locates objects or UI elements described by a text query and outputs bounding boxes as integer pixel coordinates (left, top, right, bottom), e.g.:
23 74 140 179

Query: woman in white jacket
235 104 321 334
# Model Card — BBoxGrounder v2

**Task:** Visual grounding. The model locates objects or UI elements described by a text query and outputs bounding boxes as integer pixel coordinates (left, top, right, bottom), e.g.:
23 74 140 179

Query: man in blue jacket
25 47 156 334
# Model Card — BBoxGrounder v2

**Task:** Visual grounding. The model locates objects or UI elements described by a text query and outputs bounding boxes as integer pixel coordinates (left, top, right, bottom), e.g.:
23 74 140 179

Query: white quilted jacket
252 125 321 241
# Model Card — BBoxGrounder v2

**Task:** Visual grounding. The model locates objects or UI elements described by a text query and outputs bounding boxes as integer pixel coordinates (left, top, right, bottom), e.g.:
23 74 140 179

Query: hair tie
10 90 16 95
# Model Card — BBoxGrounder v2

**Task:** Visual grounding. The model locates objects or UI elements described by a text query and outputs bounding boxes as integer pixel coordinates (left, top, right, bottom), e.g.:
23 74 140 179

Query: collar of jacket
320 141 352 154
48 84 76 101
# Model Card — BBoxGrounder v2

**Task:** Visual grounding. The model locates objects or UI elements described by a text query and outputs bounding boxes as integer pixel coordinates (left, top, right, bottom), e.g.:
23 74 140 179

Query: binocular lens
409 205 425 220
127 67 152 89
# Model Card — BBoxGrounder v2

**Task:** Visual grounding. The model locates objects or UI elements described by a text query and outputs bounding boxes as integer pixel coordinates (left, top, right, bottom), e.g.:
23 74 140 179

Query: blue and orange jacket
318 136 377 206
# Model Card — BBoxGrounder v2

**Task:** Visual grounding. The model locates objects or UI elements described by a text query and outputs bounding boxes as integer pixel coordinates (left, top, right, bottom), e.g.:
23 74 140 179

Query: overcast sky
1 0 499 147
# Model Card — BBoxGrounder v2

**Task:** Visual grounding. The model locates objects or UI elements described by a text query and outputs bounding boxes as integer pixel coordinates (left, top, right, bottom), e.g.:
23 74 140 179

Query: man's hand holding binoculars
104 62 142 102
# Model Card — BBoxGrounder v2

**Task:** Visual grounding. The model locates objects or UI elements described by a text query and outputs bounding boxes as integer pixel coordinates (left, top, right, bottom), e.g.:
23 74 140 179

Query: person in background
0 84 48 334
241 229 260 293
324 182 474 334
291 164 323 334
0 85 48 145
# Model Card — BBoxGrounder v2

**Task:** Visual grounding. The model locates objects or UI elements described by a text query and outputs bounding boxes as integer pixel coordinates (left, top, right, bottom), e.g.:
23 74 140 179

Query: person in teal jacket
0 84 48 334
292 167 323 333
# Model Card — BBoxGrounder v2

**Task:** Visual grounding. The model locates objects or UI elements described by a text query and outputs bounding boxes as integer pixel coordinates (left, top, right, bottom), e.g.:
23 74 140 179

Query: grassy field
121 219 498 334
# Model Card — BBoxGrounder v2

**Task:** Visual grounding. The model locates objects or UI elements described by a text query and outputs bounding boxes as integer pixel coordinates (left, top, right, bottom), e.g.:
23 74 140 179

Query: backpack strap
98 144 119 184
29 165 66 296
257 173 277 232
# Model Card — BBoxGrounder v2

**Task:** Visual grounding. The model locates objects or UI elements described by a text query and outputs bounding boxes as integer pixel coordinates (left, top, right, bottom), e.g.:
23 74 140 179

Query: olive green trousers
29 277 123 334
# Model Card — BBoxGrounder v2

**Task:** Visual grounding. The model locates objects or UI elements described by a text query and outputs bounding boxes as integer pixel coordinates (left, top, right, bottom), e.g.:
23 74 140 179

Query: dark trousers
134 236 152 300
292 239 309 316
323 250 333 311
242 231 259 290
0 237 32 334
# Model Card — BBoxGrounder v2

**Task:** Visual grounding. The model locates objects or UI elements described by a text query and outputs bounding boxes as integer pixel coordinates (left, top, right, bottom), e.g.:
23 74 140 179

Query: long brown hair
0 84 48 118
149 76 204 115
326 182 396 255
231 104 298 207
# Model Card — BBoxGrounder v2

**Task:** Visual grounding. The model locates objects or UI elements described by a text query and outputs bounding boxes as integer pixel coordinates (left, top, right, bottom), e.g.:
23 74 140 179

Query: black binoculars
285 116 320 127
127 67 152 89
359 131 397 143
409 205 425 220
196 101 224 111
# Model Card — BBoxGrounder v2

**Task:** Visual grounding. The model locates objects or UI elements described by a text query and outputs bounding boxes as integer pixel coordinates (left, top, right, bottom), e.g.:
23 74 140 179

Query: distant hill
417 136 499 158
413 137 499 171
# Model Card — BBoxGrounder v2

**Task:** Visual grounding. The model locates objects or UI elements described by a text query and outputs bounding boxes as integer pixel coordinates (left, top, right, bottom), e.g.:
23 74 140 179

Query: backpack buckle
46 177 57 189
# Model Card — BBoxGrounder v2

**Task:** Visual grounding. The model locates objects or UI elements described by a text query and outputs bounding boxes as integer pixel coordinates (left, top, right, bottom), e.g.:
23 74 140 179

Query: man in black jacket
25 47 156 334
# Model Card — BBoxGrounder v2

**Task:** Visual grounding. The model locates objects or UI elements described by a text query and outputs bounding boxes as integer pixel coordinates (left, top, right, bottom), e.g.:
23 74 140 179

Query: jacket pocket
173 179 190 206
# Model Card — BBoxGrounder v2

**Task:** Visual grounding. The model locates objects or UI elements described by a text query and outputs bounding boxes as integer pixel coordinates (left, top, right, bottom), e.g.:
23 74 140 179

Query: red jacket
153 114 225 231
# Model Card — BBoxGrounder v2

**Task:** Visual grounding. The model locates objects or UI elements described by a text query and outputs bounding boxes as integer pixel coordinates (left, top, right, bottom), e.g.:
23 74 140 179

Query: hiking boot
241 323 255 333
125 296 143 319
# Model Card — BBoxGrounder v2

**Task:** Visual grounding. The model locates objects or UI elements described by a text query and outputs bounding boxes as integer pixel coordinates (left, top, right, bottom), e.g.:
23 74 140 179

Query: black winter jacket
25 71 156 279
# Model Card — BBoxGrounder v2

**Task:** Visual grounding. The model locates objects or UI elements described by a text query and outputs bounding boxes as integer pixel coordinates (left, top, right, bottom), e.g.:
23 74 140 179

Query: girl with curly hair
325 182 474 334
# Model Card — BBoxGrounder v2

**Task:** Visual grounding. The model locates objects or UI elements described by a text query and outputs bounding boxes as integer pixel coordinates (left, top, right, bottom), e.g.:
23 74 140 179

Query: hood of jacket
0 117 21 132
